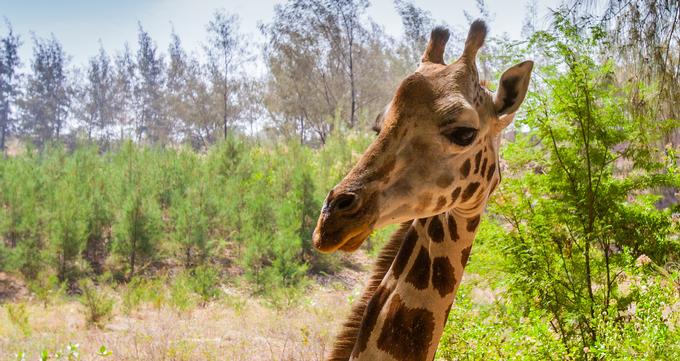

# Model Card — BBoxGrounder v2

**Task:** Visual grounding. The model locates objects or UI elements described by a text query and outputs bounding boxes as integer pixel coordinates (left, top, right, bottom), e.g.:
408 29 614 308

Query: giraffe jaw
338 227 373 252
313 223 373 254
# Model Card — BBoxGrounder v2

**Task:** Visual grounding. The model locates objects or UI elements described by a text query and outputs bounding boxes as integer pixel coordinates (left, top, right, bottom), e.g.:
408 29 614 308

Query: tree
20 35 70 145
167 32 220 147
206 10 246 141
262 0 391 144
261 2 340 144
394 0 434 68
112 142 162 279
569 0 679 140
329 0 369 128
78 46 116 142
113 44 136 140
134 24 167 143
49 172 87 284
494 13 680 355
0 21 21 154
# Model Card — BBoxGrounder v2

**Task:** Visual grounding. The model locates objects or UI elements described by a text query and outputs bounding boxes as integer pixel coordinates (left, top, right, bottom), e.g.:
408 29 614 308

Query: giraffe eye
444 127 478 146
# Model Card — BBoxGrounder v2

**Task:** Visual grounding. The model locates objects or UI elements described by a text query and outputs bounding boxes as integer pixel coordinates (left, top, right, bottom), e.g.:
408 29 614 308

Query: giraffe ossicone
313 19 533 361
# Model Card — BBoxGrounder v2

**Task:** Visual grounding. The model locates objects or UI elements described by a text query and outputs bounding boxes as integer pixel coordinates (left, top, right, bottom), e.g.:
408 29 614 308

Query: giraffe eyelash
443 127 478 146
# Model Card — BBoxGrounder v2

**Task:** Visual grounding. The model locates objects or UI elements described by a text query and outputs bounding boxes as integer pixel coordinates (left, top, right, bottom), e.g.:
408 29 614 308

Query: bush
5 302 31 336
477 12 680 357
79 280 114 327
186 265 221 304
121 276 167 313
169 273 197 312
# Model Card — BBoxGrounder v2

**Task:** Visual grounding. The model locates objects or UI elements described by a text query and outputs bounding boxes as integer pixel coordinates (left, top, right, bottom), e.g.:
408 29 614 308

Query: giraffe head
313 20 533 253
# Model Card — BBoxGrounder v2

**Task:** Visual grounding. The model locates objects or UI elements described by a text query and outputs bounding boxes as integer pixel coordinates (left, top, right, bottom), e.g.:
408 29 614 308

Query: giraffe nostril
333 193 358 213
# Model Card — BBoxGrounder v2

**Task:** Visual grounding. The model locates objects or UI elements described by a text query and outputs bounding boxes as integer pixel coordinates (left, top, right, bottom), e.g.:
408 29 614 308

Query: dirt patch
0 272 28 303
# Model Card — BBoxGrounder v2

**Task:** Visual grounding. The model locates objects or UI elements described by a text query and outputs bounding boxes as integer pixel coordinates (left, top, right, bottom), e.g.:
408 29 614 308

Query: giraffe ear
494 60 534 116
421 26 450 65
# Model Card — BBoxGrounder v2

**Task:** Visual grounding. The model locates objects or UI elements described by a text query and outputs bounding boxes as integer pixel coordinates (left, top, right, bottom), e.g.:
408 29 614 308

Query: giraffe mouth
338 227 373 252
313 223 373 254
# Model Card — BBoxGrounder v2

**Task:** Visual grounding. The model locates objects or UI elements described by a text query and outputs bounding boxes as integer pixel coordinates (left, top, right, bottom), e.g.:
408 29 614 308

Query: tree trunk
348 42 357 128
222 89 228 141
130 234 136 280
299 116 304 145
1 121 6 156
223 56 229 141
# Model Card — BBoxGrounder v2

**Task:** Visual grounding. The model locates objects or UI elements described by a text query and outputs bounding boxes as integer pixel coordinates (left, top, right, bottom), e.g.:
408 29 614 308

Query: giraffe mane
327 221 412 361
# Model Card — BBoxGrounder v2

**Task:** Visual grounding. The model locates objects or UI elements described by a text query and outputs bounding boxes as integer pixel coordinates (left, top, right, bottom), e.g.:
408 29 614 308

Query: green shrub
5 302 31 336
0 151 45 279
121 276 167 313
79 280 114 327
187 265 221 303
169 273 197 312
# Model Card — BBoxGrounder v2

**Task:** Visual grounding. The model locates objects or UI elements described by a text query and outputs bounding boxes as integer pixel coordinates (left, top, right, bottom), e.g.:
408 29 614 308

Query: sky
0 0 564 69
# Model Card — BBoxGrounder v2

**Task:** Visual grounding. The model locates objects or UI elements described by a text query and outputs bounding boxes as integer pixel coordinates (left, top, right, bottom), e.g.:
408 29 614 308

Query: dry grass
0 282 361 361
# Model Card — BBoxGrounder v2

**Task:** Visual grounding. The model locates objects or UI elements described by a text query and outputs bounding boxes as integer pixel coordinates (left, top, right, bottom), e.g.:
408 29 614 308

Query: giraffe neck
349 209 481 361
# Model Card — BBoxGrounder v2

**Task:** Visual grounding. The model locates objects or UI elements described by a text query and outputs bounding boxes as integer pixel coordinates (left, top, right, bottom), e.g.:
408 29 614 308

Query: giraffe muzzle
312 190 378 253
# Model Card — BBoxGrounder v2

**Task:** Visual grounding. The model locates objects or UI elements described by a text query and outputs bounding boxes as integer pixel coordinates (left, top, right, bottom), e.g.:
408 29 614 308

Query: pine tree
0 21 21 154
206 10 245 140
113 44 136 140
20 35 70 145
80 46 116 142
134 25 166 144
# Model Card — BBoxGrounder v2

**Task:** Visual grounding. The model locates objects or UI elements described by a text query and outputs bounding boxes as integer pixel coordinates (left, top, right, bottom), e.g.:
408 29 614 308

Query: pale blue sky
0 0 563 68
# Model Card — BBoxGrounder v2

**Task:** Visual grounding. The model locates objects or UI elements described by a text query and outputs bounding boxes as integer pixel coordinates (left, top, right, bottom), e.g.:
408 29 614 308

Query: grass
0 283 351 360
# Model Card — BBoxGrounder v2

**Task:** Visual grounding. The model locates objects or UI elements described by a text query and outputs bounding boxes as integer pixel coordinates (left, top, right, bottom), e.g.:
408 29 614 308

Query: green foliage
185 265 221 303
121 276 167 312
170 153 215 267
27 271 66 307
169 272 197 312
0 149 45 278
78 279 114 327
439 220 680 360
5 302 31 336
48 160 88 285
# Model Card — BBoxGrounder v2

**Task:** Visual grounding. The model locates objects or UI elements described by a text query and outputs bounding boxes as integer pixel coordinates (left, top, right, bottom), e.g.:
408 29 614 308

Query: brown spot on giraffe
405 246 431 289
393 227 418 279
460 159 471 178
435 173 455 188
353 285 392 355
393 178 413 195
428 216 445 243
433 196 447 212
431 256 457 297
486 162 496 181
376 294 435 361
461 182 480 202
450 187 461 206
461 246 472 267
415 192 433 212
480 158 488 177
410 136 430 154
489 178 499 194
447 213 460 241
467 215 481 232
365 156 396 183
473 151 482 174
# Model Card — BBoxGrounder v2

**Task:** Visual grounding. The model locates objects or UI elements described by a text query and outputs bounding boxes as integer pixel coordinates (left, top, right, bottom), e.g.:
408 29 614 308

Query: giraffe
311 20 533 361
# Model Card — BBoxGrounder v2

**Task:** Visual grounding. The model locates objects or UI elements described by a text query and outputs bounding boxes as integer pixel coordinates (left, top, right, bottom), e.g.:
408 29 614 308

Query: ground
0 254 368 361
